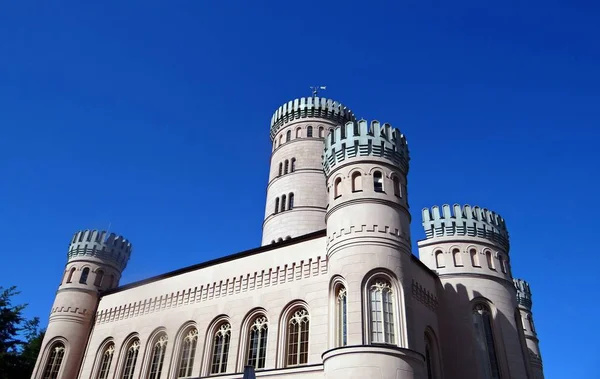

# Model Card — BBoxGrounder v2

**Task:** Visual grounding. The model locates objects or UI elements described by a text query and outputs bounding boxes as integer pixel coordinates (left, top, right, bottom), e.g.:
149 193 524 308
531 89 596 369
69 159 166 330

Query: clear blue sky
1 1 597 378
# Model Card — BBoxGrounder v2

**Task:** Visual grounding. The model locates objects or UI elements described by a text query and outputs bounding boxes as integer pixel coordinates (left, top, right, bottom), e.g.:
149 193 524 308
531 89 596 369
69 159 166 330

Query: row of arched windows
435 248 509 274
274 193 294 214
332 170 402 199
277 158 296 177
63 267 115 288
273 125 330 149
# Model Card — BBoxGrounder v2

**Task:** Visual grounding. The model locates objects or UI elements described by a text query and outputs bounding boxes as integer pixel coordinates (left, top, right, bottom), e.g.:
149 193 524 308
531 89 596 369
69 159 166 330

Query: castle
31 95 544 379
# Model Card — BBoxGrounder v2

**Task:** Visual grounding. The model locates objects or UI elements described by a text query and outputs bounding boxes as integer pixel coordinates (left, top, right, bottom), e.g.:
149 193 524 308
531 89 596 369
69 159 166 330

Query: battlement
421 204 510 252
322 119 409 176
270 97 356 140
67 230 132 272
513 278 532 309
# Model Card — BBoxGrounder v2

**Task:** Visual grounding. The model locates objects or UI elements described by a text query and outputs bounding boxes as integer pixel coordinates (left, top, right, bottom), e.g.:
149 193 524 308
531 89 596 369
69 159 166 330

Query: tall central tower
261 96 355 245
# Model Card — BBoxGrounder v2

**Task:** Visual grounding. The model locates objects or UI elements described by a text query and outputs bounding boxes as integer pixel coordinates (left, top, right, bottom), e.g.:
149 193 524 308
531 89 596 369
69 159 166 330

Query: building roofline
410 253 438 279
100 230 327 297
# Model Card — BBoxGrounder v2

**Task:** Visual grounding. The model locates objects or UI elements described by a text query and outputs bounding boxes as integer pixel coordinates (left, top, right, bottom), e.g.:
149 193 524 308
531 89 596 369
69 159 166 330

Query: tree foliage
0 286 45 379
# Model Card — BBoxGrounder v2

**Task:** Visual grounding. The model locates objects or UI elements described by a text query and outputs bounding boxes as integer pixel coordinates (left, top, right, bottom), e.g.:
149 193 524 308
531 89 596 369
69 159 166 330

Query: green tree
0 286 45 379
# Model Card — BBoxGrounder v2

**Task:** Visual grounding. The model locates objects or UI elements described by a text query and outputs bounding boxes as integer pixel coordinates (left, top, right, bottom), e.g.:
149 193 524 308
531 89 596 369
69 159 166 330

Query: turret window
281 195 287 212
435 250 445 268
80 267 90 284
275 198 279 214
470 249 480 267
393 176 401 197
373 171 384 192
453 249 463 267
336 285 347 347
94 270 105 287
472 304 501 379
284 160 289 174
286 130 291 142
42 342 65 379
307 126 313 137
177 328 198 378
278 163 282 177
369 279 395 344
296 128 301 138
210 323 231 374
334 177 342 198
96 343 115 379
120 339 140 379
66 267 76 283
148 334 168 379
288 193 294 210
486 251 495 270
319 127 324 138
291 158 296 172
352 172 362 192
286 308 310 366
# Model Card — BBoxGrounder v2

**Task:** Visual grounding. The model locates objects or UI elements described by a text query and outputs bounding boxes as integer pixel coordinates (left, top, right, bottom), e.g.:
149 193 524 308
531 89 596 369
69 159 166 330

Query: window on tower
352 172 362 192
472 303 501 379
275 198 280 214
368 278 395 344
334 177 342 199
307 126 313 137
393 176 401 197
94 269 105 287
319 127 324 137
286 130 291 142
278 163 283 177
291 158 296 172
288 193 294 210
281 195 287 212
284 160 289 174
373 171 384 192
42 342 65 379
80 267 90 284
66 267 76 283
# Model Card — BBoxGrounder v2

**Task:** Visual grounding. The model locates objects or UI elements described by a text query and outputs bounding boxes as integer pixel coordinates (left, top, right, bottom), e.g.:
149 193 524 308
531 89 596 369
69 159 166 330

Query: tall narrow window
472 304 501 379
148 334 168 379
288 193 294 210
210 323 231 374
334 177 342 198
426 343 433 379
120 339 140 379
284 160 289 174
352 172 362 192
336 286 347 347
94 270 105 287
286 130 291 142
42 342 65 379
281 195 286 212
296 128 301 138
453 249 463 267
486 251 495 270
278 163 282 176
470 249 480 267
291 158 296 172
66 267 76 283
96 343 115 379
278 135 282 146
246 316 268 369
307 126 313 137
373 171 383 192
393 176 400 197
319 127 324 137
499 255 507 273
80 267 90 284
287 309 310 366
275 198 279 214
435 251 445 268
177 328 198 378
369 280 395 344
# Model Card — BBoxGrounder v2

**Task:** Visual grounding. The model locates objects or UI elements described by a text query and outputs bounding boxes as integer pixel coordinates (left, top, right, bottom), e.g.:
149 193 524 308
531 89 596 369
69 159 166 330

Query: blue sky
1 1 597 377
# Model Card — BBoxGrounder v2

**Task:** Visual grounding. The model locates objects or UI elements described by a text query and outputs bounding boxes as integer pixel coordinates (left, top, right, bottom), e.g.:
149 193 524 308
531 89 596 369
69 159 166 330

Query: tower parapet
421 204 510 253
323 119 409 176
270 97 355 140
513 278 544 378
514 278 532 309
68 230 132 271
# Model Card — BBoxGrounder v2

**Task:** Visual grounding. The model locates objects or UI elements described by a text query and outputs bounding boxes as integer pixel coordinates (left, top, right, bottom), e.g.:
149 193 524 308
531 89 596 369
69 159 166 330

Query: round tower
261 96 355 245
321 120 425 379
31 230 132 379
417 205 529 379
514 278 545 379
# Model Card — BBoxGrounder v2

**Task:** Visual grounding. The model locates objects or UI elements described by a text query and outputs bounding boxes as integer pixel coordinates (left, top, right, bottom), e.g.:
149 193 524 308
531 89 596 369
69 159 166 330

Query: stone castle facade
31 96 545 379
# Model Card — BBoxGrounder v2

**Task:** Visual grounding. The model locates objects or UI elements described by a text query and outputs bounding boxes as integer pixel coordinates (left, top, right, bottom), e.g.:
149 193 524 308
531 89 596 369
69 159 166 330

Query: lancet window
369 280 395 344
177 328 198 378
286 308 310 366
148 334 168 379
96 343 115 379
210 323 231 374
246 316 268 369
42 342 65 379
472 304 501 379
120 339 140 379
336 286 347 347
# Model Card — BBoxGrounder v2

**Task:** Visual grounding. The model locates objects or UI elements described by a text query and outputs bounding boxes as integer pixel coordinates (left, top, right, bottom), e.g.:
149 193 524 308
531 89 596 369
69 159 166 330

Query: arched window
425 332 440 379
286 130 291 142
470 249 480 267
296 128 301 138
307 126 313 137
80 267 90 284
246 316 268 369
96 343 115 379
94 270 105 287
177 328 198 378
393 176 401 197
278 135 282 146
486 251 495 270
284 160 289 174
318 127 324 137
368 279 395 344
210 323 231 374
435 251 445 268
527 314 535 332
334 177 342 198
373 171 383 192
66 267 76 283
288 193 294 210
278 163 282 177
453 249 463 267
352 172 362 192
336 285 347 347
281 195 286 212
472 304 501 379
291 158 296 172
42 342 65 379
275 198 279 214
286 308 310 366
120 339 140 379
499 255 507 273
148 334 168 379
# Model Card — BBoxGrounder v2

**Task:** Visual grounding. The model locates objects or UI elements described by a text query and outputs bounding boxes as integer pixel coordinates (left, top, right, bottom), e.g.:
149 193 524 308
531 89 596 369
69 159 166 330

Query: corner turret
514 279 545 379
31 229 133 379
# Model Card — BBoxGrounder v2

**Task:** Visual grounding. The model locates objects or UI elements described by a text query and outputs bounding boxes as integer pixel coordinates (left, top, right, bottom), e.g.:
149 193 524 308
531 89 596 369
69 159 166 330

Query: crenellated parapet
270 97 356 140
421 204 510 253
322 119 409 176
514 278 532 309
68 230 132 271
